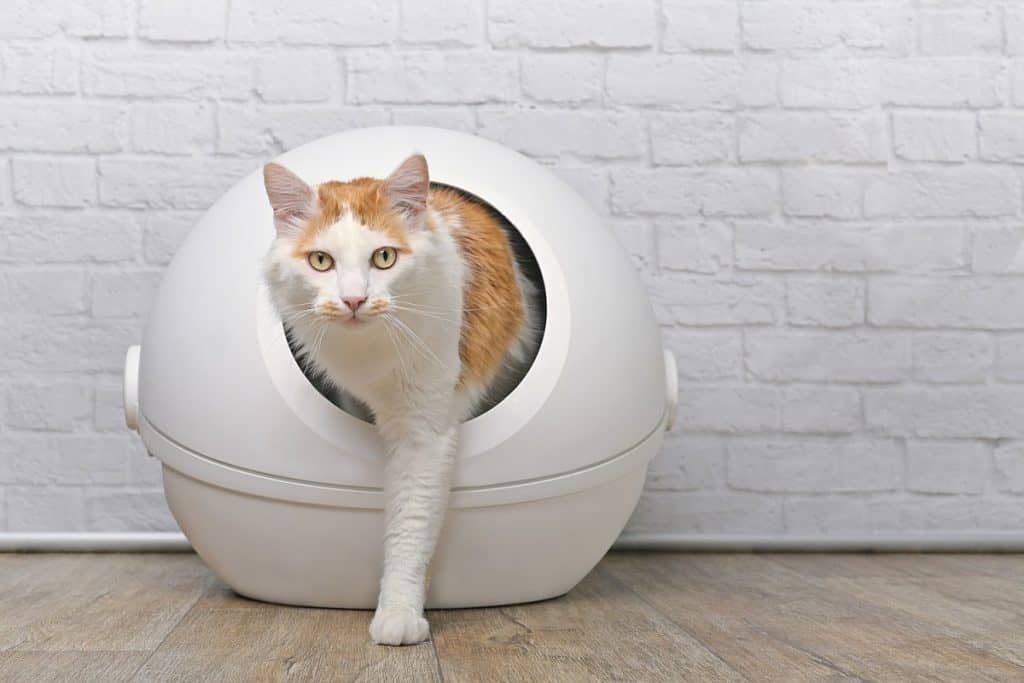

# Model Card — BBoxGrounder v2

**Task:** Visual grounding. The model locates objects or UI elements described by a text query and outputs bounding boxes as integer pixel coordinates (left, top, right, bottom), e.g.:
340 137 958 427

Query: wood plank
0 554 207 652
605 552 1024 682
135 579 440 682
0 651 149 683
431 565 743 682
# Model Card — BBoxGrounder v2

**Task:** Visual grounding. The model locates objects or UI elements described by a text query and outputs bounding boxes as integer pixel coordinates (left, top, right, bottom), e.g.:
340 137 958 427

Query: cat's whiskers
384 313 449 372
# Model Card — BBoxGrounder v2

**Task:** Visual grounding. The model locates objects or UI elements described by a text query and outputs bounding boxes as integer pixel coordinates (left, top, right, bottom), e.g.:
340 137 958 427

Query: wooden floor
1 553 1023 682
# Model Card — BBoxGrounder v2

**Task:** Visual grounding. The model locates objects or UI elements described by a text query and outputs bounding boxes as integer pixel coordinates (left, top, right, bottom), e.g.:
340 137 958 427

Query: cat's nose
342 296 366 312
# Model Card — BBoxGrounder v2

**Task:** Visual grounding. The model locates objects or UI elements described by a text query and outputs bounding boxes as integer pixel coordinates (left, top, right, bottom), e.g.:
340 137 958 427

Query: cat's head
262 154 430 331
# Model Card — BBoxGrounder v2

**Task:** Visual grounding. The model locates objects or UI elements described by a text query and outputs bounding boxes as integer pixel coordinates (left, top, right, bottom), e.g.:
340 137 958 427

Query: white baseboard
2 531 1024 553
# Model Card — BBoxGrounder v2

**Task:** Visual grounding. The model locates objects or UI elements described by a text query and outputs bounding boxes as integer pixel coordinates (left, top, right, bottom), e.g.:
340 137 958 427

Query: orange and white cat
262 155 541 645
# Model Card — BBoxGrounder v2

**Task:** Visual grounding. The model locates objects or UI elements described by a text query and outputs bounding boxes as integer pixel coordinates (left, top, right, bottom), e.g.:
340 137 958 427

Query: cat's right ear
263 163 316 238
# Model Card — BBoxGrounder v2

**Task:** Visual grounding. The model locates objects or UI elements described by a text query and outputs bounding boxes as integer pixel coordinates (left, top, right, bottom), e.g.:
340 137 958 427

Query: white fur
263 165 538 646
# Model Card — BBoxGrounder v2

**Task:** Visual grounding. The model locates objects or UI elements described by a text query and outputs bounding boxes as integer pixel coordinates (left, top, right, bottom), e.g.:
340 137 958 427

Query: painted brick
98 158 252 210
626 492 782 534
607 56 777 108
784 497 870 534
995 334 1024 381
663 329 743 381
650 113 734 166
780 60 881 109
83 49 254 101
488 0 655 48
913 333 990 384
0 318 141 374
780 386 861 434
865 387 1024 438
994 442 1024 493
742 2 891 51
85 489 177 531
0 2 1021 537
611 168 778 217
786 277 864 327
1 0 130 39
978 112 1024 162
656 221 731 273
678 385 778 432
882 59 1006 107
972 226 1024 275
131 103 216 156
0 44 78 94
907 441 986 494
5 383 91 432
746 331 911 383
918 9 1001 56
0 269 87 315
391 107 477 133
662 0 737 52
781 169 862 220
646 434 724 492
728 438 901 493
893 112 976 162
139 0 225 42
217 104 391 155
256 52 336 103
864 169 1020 218
869 277 1024 329
12 158 96 207
349 53 517 104
227 0 397 45
93 382 127 433
0 214 140 264
6 487 85 531
0 435 132 486
91 271 163 318
400 0 482 46
0 103 128 153
521 55 602 105
739 112 886 163
734 222 965 273
479 110 645 160
645 272 784 326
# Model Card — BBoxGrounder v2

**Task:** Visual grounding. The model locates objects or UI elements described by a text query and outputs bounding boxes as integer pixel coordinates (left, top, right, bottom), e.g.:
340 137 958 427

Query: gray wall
2 0 1024 536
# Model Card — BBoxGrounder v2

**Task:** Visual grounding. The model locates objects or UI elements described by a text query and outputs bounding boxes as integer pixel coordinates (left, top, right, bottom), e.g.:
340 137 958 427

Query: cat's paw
369 606 430 646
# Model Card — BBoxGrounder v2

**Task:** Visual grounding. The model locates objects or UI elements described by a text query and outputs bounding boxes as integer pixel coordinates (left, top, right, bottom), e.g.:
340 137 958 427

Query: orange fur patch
291 178 413 257
430 187 525 387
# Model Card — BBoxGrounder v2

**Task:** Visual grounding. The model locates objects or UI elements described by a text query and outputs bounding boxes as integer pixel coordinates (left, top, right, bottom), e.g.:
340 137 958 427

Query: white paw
369 606 430 646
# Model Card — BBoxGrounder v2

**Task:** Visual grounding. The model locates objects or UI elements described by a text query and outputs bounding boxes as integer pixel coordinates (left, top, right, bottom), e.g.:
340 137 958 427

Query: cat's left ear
263 162 316 238
384 154 429 225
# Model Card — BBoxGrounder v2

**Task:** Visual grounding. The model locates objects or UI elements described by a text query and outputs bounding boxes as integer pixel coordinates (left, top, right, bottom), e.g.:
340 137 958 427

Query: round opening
283 182 547 424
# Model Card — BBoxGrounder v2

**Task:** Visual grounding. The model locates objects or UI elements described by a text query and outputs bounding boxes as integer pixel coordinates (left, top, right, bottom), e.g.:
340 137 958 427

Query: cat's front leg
370 417 457 646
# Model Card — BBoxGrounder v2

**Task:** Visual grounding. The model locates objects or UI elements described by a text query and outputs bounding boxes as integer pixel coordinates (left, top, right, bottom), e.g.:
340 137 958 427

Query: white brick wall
2 0 1024 538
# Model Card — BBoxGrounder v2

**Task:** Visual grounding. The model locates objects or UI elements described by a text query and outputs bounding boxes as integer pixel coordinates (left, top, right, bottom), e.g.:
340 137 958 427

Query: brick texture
0 1 1021 538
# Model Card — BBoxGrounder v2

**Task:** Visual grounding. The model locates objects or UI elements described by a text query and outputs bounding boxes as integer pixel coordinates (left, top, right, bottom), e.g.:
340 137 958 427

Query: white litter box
123 126 677 609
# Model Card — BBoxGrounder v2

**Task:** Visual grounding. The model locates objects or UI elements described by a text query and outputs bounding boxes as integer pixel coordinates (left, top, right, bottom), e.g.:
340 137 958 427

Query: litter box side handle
663 348 678 431
124 345 141 432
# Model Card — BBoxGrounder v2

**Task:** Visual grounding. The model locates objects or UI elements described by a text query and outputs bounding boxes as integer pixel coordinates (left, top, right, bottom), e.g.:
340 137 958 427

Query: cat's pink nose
342 296 366 312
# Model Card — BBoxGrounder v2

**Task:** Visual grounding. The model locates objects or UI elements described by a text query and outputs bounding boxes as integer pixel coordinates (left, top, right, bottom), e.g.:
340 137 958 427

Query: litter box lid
137 126 667 491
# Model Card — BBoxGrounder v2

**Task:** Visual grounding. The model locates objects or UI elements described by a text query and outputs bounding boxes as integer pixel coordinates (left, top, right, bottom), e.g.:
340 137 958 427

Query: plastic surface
131 126 672 608
138 126 666 491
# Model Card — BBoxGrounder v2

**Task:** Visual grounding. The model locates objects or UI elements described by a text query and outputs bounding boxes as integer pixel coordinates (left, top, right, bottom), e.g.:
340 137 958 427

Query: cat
262 154 542 645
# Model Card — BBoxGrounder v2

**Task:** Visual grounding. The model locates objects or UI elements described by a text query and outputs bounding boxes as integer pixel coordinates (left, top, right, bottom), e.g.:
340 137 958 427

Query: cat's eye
307 251 334 272
372 247 398 270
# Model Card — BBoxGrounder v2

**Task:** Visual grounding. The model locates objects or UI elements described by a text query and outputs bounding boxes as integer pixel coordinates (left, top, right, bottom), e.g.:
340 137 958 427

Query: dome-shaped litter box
124 126 677 609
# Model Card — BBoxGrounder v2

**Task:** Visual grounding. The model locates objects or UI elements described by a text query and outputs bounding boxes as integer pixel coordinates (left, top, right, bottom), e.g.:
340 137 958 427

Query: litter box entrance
284 182 548 424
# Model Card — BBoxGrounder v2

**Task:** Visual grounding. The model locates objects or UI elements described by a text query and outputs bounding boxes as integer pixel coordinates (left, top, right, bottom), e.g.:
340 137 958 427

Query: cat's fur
262 155 541 645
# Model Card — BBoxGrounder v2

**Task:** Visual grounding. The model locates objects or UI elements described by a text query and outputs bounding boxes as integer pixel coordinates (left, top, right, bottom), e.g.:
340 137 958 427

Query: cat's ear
263 163 316 237
383 154 429 224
